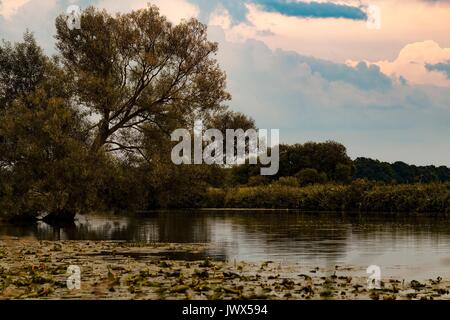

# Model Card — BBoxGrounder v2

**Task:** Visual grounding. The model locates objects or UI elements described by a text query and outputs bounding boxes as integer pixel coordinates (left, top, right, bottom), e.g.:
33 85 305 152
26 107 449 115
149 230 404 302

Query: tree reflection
1 211 450 268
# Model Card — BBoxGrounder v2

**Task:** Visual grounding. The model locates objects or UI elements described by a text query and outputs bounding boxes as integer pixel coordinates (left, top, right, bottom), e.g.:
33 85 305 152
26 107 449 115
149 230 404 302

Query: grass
201 181 450 214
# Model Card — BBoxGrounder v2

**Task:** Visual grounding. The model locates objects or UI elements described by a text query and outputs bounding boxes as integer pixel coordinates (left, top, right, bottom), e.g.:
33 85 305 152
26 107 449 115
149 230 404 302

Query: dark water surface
1 210 450 280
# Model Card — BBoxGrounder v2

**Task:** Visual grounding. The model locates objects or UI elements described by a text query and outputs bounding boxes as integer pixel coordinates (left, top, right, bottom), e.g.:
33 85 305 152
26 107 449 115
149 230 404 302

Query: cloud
350 41 450 87
294 56 392 91
97 0 199 22
0 0 61 52
426 61 450 79
423 0 450 3
0 0 199 53
255 0 367 20
208 26 450 165
190 0 249 24
0 0 31 19
3 0 450 64
191 0 368 25
206 0 450 64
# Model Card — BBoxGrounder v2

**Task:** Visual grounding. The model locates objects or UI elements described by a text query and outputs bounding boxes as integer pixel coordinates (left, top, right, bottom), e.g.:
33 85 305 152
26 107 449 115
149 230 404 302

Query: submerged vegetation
1 240 449 300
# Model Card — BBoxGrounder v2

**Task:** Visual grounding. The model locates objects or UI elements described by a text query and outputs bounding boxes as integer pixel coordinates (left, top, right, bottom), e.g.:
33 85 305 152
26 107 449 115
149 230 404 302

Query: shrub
202 181 450 213
361 183 450 213
202 188 226 208
224 185 299 209
275 177 299 187
247 176 271 187
295 168 327 186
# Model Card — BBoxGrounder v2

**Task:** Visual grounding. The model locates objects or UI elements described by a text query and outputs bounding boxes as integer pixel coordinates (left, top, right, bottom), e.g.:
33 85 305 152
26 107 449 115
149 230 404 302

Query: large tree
0 33 109 222
55 5 230 157
1 6 234 222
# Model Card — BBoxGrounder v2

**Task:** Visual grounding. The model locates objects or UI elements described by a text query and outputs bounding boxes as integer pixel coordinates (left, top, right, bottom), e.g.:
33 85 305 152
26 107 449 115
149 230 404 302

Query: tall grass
202 181 450 213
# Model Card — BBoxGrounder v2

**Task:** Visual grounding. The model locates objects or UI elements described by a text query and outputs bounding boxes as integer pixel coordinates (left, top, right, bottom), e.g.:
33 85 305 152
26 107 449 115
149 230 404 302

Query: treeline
146 140 450 214
354 158 450 183
224 143 450 187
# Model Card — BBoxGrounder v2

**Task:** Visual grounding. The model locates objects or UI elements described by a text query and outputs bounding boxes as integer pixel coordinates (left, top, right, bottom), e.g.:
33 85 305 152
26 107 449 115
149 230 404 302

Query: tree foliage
227 141 354 186
0 32 46 108
0 33 109 221
55 6 230 155
1 6 233 221
354 158 450 183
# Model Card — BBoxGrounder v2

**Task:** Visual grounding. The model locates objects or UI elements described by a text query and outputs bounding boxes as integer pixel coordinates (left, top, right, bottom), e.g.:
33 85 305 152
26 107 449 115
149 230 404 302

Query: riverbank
1 240 449 300
203 182 450 213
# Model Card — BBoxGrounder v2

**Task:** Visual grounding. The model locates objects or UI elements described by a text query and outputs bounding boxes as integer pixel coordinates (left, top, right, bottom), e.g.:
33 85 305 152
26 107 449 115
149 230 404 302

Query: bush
295 168 327 186
221 184 348 210
247 176 271 187
202 188 226 208
201 182 450 213
224 185 302 209
275 177 299 187
361 183 450 213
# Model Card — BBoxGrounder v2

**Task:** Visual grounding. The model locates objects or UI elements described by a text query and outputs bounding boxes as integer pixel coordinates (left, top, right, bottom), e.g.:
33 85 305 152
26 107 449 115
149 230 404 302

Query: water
1 210 450 280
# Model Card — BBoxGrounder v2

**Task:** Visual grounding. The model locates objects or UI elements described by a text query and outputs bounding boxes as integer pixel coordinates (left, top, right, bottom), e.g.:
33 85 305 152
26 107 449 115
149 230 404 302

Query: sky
1 0 450 165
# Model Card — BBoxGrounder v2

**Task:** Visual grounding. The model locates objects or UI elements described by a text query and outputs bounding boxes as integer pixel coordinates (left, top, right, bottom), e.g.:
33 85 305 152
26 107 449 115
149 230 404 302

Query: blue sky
1 0 450 165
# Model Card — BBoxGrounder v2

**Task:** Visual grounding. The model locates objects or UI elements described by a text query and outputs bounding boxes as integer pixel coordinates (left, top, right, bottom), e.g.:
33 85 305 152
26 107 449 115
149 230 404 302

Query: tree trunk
90 120 110 152
90 132 107 152
42 209 77 225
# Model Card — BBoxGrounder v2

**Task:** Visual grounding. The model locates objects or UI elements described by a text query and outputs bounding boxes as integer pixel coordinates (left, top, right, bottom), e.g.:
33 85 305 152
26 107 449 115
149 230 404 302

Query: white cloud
97 0 199 23
209 5 231 30
208 26 450 165
206 0 450 64
0 0 31 19
347 41 450 87
0 0 59 53
375 41 450 87
0 0 199 53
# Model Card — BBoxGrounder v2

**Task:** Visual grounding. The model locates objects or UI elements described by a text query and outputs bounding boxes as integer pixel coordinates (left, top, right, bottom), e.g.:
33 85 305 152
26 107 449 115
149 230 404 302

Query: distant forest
228 142 450 186
354 158 450 183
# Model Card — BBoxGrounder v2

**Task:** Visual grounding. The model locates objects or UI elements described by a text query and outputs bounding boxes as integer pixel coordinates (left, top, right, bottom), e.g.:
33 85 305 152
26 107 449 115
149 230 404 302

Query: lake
1 210 450 280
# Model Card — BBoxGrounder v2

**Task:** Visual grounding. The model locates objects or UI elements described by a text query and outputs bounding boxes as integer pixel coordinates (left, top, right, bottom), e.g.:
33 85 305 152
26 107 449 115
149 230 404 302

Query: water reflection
1 210 450 279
